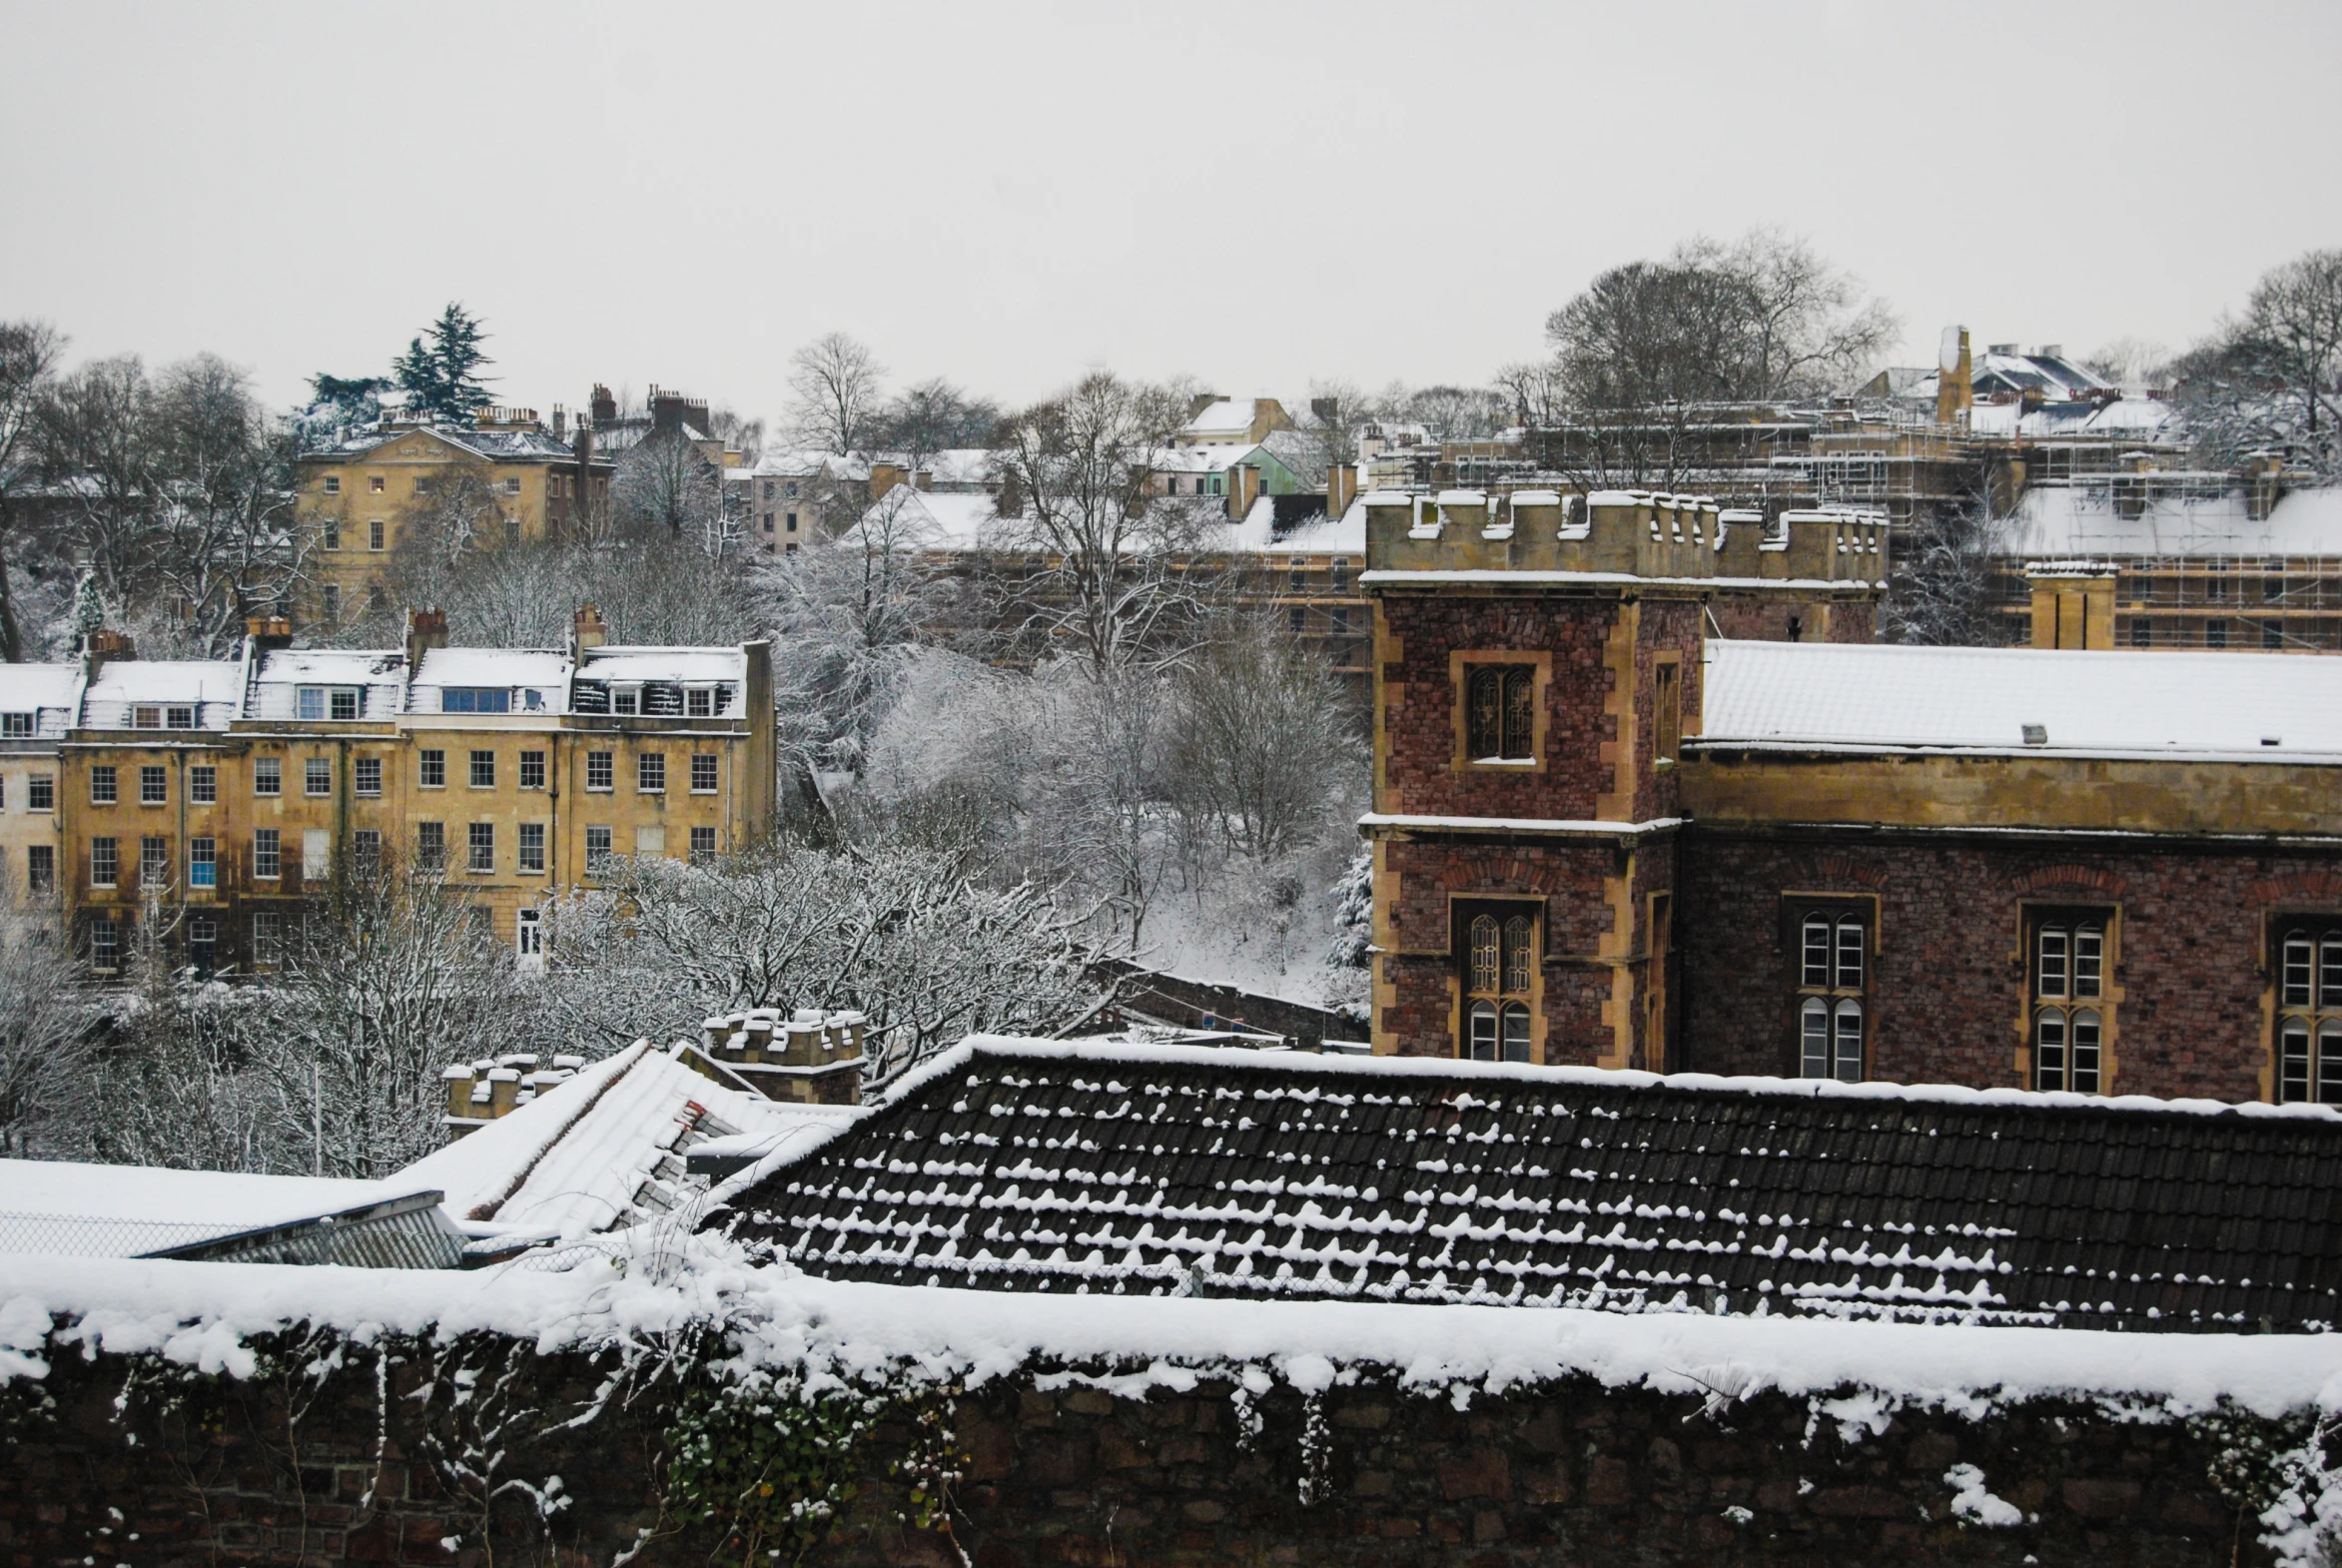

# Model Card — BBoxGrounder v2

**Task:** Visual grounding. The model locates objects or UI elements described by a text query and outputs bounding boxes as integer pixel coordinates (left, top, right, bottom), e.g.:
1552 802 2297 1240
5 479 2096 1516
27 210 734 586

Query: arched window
1835 917 1864 990
1465 665 1535 760
2069 1009 2102 1095
1801 998 1831 1079
2031 912 2112 1094
1795 906 1871 1081
2275 923 2342 1104
2034 1007 2067 1090
1500 1003 1531 1064
1467 1000 1499 1063
1503 915 1533 994
1832 999 1865 1083
1460 907 1536 1062
1469 915 1499 995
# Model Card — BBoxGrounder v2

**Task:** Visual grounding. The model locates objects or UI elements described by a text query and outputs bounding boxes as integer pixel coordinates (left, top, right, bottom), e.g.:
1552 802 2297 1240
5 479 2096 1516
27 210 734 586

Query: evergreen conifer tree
389 305 494 422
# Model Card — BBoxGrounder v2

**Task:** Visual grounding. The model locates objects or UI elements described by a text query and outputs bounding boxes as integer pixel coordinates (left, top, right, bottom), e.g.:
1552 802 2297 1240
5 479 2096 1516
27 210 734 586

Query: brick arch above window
1806 853 1891 892
2008 863 2131 900
2251 871 2342 907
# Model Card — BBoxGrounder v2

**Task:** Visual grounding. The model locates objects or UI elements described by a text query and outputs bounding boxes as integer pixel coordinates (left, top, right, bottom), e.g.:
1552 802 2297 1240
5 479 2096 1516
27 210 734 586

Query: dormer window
133 706 161 730
167 705 195 729
611 685 640 715
687 686 713 717
1 713 31 738
441 688 511 714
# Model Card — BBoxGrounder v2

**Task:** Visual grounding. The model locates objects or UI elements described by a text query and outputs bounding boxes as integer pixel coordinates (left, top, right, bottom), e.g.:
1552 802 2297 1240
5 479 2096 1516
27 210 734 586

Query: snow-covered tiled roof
313 423 578 462
577 647 747 685
1697 639 2342 762
80 660 243 731
245 648 406 723
398 1042 859 1245
405 648 571 715
2004 484 2342 558
1179 398 1266 440
726 1036 2342 1330
0 663 83 737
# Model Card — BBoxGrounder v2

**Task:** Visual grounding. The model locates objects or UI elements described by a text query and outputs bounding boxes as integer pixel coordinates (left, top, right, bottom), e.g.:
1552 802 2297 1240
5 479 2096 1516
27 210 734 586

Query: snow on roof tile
1698 639 2342 761
2006 484 2342 558
576 647 747 684
0 663 82 715
725 1036 2342 1331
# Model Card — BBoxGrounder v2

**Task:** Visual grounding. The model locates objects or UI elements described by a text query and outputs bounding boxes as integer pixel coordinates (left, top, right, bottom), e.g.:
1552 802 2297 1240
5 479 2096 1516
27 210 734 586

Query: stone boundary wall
0 1332 2282 1567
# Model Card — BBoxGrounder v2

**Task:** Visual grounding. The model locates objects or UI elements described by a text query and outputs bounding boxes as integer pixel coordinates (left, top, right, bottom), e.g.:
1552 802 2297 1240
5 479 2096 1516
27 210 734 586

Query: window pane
2285 935 2317 1007
2321 1023 2342 1108
2037 926 2068 1000
2072 924 2103 999
1468 914 1499 994
2323 939 2342 1010
1800 999 1830 1079
1835 917 1864 991
2070 1009 2101 1096
1501 668 1533 759
1467 668 1500 758
2034 1007 2066 1092
1802 916 1831 988
1833 1000 1864 1083
1502 915 1532 994
1500 1003 1531 1064
1467 1000 1498 1063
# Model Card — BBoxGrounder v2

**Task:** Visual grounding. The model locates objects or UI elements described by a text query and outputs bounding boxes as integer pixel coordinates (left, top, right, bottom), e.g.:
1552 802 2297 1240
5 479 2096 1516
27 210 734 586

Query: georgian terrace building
1359 488 2342 1106
0 608 773 976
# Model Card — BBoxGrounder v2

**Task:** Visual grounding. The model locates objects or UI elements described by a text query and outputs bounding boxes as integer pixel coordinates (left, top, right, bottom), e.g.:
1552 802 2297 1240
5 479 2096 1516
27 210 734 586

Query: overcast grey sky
3 1 2334 421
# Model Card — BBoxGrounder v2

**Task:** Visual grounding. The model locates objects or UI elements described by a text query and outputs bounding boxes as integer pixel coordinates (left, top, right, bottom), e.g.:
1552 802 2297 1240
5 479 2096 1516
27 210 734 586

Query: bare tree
1880 500 2010 647
0 910 101 1156
761 486 958 809
1169 613 1360 861
2080 337 2173 392
0 321 66 661
1536 232 1899 487
710 405 767 466
865 378 1001 476
540 837 1102 1077
614 428 728 553
2172 248 2342 479
33 352 304 657
993 372 1211 680
787 333 885 453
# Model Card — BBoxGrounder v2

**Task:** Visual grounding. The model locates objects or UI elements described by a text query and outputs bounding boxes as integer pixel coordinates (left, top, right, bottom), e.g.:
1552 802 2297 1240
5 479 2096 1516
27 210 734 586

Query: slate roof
722 1038 2342 1333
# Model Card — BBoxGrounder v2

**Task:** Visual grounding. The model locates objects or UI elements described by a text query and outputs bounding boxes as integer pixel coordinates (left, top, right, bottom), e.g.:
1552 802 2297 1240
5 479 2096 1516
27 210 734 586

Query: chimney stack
246 616 294 651
571 604 607 654
2025 561 2120 651
404 607 448 671
1936 326 1972 429
590 384 617 425
1326 462 1359 516
80 629 136 681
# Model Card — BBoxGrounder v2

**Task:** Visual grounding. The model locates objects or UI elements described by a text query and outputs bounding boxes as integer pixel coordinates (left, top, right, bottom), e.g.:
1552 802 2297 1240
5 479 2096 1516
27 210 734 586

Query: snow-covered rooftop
79 660 243 730
577 646 748 686
2004 483 2342 558
726 1034 2342 1331
0 663 82 733
844 488 1008 551
0 1159 399 1258
398 1041 860 1246
1698 639 2342 762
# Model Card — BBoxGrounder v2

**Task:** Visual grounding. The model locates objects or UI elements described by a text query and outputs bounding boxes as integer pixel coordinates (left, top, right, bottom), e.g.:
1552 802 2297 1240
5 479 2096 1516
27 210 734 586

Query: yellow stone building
295 409 613 627
9 610 773 975
0 661 76 924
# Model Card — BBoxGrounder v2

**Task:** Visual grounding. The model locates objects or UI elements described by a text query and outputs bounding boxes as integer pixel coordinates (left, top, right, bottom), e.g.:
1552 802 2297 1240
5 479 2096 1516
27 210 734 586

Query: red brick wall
1677 831 2342 1101
1379 838 1621 1061
1378 593 1621 822
1708 597 1878 644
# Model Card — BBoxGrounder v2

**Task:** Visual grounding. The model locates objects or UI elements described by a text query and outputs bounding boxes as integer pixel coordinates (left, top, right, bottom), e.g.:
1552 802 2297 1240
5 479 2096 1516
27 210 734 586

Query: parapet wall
1364 489 1889 585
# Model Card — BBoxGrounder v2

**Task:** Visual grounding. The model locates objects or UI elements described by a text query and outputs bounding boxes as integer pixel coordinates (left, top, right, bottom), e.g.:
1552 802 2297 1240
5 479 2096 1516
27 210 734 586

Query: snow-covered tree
1881 501 2010 647
540 837 1103 1080
0 911 101 1157
2172 248 2342 480
1169 611 1360 861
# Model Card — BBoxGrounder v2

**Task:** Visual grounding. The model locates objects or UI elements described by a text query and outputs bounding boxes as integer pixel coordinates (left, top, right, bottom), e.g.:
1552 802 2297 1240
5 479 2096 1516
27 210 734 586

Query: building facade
295 410 614 625
7 609 774 976
1360 489 2342 1105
